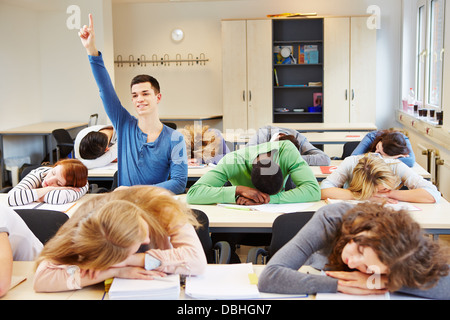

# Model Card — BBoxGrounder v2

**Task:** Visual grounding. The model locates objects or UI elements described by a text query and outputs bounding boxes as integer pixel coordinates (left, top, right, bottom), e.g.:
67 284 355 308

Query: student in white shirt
0 203 43 297
320 153 440 203
74 124 118 169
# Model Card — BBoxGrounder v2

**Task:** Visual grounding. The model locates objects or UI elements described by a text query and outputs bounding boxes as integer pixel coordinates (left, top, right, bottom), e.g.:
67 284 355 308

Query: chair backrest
341 141 360 159
88 113 98 127
191 209 215 263
163 122 177 130
269 211 315 259
52 129 74 160
14 209 69 244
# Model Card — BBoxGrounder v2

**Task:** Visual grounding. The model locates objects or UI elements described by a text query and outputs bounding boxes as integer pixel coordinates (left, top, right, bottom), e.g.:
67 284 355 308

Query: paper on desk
109 274 180 300
326 199 421 211
316 292 390 300
185 263 260 299
217 202 314 213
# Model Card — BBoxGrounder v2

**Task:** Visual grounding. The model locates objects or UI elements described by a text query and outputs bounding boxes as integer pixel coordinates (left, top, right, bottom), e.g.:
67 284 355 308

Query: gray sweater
257 202 450 299
247 125 331 166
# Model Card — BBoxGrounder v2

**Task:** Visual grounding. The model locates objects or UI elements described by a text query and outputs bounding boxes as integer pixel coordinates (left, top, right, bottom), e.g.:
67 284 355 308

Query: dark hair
369 130 409 156
130 74 160 94
79 132 108 160
251 158 283 195
327 202 449 291
277 134 300 150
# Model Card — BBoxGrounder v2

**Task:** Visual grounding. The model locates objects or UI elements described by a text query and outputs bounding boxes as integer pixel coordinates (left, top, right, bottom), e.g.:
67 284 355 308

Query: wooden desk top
271 122 377 132
160 115 222 121
0 122 88 135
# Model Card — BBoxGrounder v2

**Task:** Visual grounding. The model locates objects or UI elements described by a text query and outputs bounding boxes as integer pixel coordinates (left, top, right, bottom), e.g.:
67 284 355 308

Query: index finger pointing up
89 13 94 29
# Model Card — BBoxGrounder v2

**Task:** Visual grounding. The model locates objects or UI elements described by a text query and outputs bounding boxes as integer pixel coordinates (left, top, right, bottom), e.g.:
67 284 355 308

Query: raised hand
78 14 98 56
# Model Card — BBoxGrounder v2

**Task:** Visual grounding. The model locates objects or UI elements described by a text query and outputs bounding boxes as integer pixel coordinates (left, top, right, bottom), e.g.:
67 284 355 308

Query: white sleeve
43 183 89 204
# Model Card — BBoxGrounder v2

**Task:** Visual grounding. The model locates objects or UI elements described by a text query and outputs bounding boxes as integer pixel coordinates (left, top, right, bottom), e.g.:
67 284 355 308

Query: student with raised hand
0 204 43 297
247 125 331 166
351 129 415 167
258 202 450 299
7 159 89 207
74 124 117 169
186 140 321 205
320 153 440 203
78 14 187 194
33 186 206 293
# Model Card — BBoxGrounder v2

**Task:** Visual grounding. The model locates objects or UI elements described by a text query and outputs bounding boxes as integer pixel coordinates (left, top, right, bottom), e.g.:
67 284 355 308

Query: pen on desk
222 206 255 211
152 276 174 282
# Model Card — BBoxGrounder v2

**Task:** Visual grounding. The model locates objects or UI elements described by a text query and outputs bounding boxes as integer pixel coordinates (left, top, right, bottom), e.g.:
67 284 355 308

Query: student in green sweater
186 140 320 205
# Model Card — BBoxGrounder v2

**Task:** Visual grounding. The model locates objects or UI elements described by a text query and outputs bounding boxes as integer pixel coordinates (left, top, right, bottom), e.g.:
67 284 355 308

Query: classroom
0 0 450 303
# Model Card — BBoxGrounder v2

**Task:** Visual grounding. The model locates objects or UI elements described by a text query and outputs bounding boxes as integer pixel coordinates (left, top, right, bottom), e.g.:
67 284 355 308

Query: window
415 0 446 111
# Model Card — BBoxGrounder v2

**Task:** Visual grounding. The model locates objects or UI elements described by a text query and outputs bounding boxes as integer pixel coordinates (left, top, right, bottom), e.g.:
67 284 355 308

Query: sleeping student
33 186 206 292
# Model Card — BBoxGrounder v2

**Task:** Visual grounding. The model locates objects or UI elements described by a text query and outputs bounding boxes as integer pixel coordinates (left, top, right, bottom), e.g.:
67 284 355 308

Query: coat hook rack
114 53 209 67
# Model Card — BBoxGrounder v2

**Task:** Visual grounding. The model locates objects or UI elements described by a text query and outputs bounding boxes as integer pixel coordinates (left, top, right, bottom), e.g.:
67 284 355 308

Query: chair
340 141 360 160
0 164 41 193
52 129 75 161
191 209 231 264
246 211 315 264
163 122 177 130
88 113 98 127
14 209 69 244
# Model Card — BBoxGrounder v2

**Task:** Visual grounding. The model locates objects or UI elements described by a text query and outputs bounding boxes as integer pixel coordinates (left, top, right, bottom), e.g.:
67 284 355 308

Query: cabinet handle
249 90 252 102
352 89 355 101
345 89 348 100
243 90 246 102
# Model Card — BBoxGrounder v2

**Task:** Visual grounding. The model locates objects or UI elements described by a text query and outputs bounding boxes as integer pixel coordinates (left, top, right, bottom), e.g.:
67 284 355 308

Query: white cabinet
324 17 377 123
222 19 272 131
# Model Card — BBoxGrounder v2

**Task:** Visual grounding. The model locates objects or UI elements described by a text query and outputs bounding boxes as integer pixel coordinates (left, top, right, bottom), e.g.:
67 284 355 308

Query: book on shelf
274 46 295 65
273 68 279 86
313 92 323 106
298 45 319 64
308 81 322 87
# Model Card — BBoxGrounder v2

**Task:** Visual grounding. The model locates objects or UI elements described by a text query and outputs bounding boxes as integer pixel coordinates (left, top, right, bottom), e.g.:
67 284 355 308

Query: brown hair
179 125 223 163
130 74 160 94
55 159 88 188
79 131 108 159
36 186 200 270
327 202 449 291
368 130 409 156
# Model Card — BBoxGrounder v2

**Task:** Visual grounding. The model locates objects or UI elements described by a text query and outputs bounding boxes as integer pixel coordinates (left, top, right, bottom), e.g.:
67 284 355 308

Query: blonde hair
36 186 200 270
179 125 223 163
348 155 400 200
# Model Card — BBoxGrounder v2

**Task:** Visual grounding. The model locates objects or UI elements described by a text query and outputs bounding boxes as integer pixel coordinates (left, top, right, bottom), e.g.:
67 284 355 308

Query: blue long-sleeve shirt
351 130 415 167
88 53 187 194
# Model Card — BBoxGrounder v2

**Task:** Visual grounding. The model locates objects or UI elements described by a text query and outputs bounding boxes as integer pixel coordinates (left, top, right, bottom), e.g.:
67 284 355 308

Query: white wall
0 0 114 164
111 0 402 130
1 0 403 165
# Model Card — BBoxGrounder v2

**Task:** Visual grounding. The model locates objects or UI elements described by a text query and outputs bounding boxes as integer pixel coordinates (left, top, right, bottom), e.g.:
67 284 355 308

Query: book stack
108 275 180 300
299 45 319 64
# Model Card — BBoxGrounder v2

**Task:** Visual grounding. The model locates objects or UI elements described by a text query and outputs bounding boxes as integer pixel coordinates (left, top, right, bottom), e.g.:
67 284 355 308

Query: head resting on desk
36 186 199 270
79 131 109 159
42 159 87 188
348 155 400 200
251 153 283 195
327 202 449 291
369 130 409 157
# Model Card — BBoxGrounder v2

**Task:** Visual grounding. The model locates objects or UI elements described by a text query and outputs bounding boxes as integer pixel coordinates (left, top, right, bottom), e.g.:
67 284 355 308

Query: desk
182 194 450 237
0 121 87 188
160 114 222 128
271 122 377 132
1 261 105 300
222 131 366 151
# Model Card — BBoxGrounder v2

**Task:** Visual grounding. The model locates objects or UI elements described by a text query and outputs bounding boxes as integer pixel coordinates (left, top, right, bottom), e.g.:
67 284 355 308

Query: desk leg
45 134 53 164
0 135 4 188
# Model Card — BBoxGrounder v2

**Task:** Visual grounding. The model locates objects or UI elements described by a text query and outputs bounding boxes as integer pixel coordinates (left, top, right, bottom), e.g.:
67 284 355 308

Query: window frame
415 0 446 112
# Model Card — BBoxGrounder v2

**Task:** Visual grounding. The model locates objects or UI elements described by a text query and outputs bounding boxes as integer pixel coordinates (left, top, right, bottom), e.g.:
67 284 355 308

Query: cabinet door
324 17 377 124
350 17 377 123
222 20 248 130
246 19 272 130
324 17 351 123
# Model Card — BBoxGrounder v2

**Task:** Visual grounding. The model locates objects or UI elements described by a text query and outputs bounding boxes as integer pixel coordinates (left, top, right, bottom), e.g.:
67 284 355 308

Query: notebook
185 264 260 299
108 274 180 300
